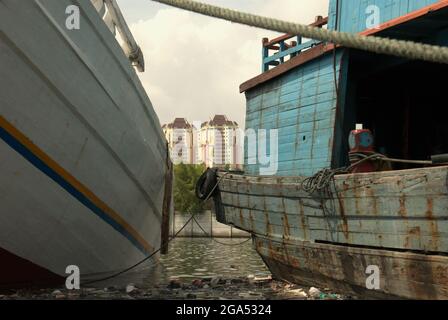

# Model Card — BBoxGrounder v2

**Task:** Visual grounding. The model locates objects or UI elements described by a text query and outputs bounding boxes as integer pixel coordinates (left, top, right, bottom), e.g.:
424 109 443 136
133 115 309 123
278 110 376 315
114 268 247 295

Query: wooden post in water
172 209 175 238
161 144 173 254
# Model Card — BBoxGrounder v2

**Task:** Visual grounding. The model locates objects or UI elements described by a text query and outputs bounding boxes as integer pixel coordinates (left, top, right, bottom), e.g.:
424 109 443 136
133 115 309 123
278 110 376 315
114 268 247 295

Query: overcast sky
116 0 329 128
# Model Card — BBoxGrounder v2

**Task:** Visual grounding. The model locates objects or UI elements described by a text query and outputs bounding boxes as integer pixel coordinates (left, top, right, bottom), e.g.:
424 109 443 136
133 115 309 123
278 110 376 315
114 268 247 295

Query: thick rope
82 213 195 285
302 153 435 195
82 172 227 285
151 0 448 64
192 216 252 246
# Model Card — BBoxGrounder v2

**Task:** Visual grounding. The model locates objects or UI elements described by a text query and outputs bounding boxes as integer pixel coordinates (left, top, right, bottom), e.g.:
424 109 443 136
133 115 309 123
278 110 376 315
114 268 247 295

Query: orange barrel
348 127 376 173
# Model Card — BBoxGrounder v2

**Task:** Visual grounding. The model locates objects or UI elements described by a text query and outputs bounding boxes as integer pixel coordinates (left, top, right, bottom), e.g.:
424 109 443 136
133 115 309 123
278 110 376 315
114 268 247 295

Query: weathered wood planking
255 235 448 299
244 52 347 177
229 0 448 301
328 0 441 32
216 167 448 299
218 166 448 253
0 0 168 281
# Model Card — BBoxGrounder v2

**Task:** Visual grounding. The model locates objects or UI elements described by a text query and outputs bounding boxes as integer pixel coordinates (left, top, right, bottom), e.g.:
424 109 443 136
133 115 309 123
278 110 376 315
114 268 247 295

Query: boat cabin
242 0 448 176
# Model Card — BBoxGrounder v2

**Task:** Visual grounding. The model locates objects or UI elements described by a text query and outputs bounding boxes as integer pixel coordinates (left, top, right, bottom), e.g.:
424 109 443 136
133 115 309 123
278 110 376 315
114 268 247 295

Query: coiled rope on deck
301 153 434 195
151 0 448 64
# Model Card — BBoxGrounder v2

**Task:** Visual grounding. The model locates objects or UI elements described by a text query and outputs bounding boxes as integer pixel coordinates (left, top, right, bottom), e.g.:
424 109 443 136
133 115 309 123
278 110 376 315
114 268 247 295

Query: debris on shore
0 275 352 300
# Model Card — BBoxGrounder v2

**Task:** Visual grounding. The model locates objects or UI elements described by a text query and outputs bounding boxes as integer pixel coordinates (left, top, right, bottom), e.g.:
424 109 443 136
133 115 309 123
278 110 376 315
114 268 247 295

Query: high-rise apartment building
198 115 241 169
162 118 194 164
163 115 241 168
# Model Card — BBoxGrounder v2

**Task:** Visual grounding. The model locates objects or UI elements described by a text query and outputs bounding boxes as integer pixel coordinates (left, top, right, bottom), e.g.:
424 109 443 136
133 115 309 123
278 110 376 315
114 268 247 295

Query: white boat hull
0 0 168 286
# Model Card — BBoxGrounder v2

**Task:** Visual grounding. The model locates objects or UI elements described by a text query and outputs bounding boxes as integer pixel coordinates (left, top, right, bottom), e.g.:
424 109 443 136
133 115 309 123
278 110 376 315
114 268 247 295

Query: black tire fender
195 168 218 200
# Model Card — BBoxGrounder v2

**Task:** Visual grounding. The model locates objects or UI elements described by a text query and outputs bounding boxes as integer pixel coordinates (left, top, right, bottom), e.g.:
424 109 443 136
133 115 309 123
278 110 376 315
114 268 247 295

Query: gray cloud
118 0 329 128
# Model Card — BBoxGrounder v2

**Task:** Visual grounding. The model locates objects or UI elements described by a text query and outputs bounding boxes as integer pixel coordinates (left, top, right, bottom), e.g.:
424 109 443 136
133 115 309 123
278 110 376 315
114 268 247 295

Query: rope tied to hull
83 170 227 285
301 153 438 196
193 216 252 246
301 168 346 195
150 0 448 65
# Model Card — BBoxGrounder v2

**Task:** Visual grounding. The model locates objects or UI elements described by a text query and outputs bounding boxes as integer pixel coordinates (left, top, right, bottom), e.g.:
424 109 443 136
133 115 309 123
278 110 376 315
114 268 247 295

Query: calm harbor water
96 237 271 289
5 238 347 300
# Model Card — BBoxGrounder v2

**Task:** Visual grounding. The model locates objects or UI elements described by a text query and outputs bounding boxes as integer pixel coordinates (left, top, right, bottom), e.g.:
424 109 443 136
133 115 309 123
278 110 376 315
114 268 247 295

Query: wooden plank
263 40 321 64
263 17 329 48
160 153 173 255
0 0 167 280
244 52 342 177
255 235 448 299
218 166 448 253
240 43 336 93
241 0 448 93
360 0 448 36
214 166 448 298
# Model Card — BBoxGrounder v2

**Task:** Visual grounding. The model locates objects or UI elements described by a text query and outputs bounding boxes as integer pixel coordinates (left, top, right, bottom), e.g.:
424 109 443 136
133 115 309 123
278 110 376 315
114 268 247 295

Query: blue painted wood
262 45 269 72
262 39 321 72
219 166 448 257
251 0 446 177
245 51 345 177
328 0 440 33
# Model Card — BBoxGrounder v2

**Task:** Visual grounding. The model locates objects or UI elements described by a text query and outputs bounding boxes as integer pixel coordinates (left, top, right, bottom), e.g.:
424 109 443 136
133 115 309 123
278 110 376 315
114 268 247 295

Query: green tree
173 163 207 214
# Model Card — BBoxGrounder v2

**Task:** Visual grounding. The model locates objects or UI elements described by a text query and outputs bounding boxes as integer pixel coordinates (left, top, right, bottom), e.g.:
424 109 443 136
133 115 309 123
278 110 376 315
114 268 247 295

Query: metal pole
210 210 213 238
191 213 194 237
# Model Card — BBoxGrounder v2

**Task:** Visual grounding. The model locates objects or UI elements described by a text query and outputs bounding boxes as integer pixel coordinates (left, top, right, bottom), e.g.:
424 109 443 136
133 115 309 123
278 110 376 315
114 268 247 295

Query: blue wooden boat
199 0 448 299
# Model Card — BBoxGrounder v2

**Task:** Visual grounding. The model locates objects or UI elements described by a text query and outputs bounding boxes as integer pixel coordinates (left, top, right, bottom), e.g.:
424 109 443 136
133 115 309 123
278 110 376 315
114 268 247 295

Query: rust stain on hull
336 192 349 239
282 214 291 240
215 166 448 300
281 198 291 240
367 187 378 215
239 209 244 228
255 235 448 300
298 199 308 240
426 198 440 251
399 195 407 217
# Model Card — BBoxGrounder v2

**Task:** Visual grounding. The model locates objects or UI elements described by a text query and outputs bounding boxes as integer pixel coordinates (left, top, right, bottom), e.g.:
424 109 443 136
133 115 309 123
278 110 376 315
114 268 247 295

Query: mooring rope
82 213 195 285
192 216 252 246
349 152 433 165
301 153 435 195
82 171 228 285
150 0 448 64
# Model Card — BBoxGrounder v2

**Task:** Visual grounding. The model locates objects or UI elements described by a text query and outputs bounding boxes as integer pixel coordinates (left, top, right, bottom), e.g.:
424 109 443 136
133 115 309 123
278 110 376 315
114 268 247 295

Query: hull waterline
212 167 448 299
0 0 170 286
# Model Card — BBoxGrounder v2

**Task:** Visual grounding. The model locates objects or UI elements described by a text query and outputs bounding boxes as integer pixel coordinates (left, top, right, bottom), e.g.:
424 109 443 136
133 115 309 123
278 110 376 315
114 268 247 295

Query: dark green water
96 238 271 288
160 238 270 281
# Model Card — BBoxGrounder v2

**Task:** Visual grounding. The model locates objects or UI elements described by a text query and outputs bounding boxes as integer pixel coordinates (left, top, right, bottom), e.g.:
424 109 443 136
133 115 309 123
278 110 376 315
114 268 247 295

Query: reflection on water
95 238 270 289
159 238 270 281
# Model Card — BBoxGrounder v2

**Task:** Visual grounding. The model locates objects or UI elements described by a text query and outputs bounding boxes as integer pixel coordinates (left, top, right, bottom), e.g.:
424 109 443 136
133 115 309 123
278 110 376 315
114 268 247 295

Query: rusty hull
215 166 448 299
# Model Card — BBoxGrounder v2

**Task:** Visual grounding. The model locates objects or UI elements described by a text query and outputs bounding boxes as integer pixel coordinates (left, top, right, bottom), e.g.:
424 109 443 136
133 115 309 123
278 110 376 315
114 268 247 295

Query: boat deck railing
91 0 145 72
262 16 328 72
